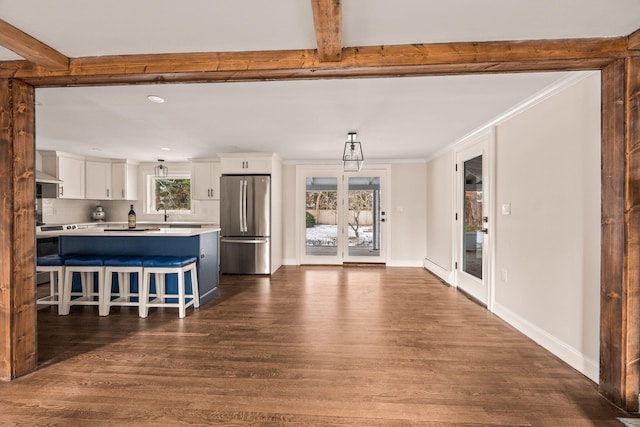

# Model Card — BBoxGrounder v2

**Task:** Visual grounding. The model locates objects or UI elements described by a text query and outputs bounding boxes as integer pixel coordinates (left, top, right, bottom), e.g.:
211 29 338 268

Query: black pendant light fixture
343 132 364 172
154 159 169 178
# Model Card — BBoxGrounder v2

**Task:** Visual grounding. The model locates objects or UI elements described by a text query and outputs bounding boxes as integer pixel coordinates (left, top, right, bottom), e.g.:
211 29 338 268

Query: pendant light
343 132 364 172
154 159 168 178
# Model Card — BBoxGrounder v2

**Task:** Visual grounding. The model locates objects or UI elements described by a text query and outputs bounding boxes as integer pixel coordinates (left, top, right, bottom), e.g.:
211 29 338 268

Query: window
146 174 191 214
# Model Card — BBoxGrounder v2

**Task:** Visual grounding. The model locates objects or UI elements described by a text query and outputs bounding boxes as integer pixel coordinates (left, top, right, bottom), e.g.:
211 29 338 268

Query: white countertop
37 226 221 238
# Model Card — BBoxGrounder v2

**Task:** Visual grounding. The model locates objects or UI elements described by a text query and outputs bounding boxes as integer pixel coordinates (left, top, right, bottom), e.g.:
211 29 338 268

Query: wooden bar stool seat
140 256 200 319
101 256 144 316
36 255 66 314
61 255 105 315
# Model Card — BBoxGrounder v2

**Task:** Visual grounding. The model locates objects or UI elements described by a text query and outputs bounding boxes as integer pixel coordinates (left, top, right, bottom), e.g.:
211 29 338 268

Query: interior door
455 136 492 305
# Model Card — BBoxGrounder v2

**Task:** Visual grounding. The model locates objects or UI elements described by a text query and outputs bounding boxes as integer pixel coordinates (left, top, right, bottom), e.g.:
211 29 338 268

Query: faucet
157 203 169 222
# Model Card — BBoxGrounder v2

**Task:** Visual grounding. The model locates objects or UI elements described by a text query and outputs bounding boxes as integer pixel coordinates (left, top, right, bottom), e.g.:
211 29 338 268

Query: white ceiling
2 1 638 162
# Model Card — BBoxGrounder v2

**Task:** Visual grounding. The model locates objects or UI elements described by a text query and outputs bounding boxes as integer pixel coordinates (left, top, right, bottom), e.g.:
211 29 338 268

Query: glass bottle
128 204 136 229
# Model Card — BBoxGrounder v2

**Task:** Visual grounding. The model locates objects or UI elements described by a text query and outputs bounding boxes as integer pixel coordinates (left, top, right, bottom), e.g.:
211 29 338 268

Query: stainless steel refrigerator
220 174 271 274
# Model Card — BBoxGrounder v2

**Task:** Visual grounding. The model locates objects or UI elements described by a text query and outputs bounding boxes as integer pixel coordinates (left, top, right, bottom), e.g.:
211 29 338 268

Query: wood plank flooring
0 266 632 426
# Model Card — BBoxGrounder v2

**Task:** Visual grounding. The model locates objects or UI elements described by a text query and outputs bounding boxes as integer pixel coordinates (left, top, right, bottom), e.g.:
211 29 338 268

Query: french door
455 133 493 306
298 167 387 265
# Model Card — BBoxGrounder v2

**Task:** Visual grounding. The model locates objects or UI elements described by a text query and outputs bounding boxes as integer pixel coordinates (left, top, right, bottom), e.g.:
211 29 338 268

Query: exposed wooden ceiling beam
0 19 68 70
310 0 342 62
629 28 640 50
0 37 628 87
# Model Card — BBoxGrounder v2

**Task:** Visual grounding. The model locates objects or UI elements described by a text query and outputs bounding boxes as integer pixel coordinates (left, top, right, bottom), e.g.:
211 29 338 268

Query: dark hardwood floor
0 266 632 426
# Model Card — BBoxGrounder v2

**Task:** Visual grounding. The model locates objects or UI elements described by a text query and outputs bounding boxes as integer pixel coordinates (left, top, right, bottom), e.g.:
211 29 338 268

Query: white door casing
454 130 495 308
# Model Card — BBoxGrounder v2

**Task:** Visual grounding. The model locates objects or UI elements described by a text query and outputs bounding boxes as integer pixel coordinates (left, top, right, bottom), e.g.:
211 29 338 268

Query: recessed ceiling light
147 95 165 104
161 147 171 151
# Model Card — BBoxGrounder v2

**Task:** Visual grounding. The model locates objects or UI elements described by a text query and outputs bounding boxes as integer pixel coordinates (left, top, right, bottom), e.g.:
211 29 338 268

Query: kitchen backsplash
42 198 220 225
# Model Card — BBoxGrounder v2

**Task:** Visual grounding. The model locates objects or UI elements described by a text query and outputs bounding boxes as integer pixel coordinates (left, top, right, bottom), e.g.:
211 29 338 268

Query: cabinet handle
106 189 110 197
122 189 125 198
59 186 63 197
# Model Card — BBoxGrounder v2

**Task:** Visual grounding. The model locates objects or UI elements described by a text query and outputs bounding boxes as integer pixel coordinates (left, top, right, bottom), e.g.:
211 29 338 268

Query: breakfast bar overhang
39 227 221 306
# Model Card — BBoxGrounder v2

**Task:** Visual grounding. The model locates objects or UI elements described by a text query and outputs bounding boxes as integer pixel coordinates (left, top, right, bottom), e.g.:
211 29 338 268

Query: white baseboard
423 258 453 284
282 258 298 266
492 302 599 383
387 260 425 267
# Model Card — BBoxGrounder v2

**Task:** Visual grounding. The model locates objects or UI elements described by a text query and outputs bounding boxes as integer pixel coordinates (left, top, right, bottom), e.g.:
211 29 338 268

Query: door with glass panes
300 167 387 264
455 136 491 306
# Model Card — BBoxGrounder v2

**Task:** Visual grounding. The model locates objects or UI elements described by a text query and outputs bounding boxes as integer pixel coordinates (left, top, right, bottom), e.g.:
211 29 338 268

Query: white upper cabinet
111 161 139 200
85 160 112 200
219 154 273 174
40 151 85 199
191 162 221 200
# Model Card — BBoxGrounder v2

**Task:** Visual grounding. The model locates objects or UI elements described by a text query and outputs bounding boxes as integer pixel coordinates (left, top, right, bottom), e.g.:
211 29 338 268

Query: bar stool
61 255 105 315
101 256 144 316
36 254 66 314
140 256 200 319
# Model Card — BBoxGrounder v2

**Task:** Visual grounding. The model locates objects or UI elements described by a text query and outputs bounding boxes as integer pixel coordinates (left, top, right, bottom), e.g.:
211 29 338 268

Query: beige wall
424 72 601 382
389 163 427 266
492 72 601 381
424 151 454 280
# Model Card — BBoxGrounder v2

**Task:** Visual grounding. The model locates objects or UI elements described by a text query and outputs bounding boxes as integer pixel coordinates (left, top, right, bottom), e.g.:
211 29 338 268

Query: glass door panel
462 155 483 279
347 176 381 258
305 177 338 257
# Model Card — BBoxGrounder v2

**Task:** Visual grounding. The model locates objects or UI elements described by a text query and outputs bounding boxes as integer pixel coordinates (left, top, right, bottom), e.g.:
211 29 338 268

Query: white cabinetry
220 155 272 174
40 151 85 199
191 162 221 200
112 161 139 200
85 160 112 200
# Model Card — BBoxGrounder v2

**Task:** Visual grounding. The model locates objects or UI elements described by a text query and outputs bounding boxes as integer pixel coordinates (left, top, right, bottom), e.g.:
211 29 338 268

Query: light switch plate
501 203 511 215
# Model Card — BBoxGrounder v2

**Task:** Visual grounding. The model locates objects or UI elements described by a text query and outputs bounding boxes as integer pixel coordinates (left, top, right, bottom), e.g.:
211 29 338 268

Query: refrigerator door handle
239 179 244 232
242 179 248 232
221 238 269 244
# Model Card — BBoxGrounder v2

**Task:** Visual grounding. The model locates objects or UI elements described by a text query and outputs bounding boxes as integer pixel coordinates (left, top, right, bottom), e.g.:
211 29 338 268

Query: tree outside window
146 174 191 214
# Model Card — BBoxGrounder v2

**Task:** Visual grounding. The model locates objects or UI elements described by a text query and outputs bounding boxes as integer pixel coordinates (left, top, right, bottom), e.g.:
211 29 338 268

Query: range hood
35 170 63 184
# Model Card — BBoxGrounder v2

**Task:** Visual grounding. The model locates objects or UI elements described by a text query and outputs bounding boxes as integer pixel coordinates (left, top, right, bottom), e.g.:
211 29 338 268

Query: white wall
492 73 601 381
282 164 298 265
388 163 427 266
424 151 454 281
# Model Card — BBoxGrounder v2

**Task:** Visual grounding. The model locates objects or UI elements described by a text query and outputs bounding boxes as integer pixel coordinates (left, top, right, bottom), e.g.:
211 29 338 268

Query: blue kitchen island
42 227 220 306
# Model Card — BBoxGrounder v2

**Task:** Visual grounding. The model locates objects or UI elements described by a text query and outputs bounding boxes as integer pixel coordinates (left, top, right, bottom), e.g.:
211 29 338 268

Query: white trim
453 129 494 306
493 302 599 383
282 258 298 266
423 258 454 284
283 158 426 166
425 71 598 163
387 260 424 267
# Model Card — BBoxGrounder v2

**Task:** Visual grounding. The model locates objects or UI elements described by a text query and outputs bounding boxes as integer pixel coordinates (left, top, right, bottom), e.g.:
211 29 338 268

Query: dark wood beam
0 37 627 87
600 59 627 409
624 55 640 410
628 28 640 51
0 78 37 380
310 0 342 62
0 19 68 70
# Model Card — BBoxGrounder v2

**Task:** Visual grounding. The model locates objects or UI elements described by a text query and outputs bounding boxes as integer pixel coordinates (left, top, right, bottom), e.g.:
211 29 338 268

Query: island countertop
37 226 221 238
